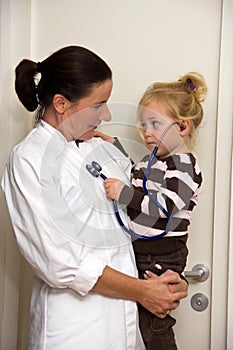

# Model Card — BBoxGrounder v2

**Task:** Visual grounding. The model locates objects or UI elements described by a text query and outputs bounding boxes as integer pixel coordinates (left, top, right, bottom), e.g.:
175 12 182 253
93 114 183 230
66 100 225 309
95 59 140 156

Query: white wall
0 1 33 349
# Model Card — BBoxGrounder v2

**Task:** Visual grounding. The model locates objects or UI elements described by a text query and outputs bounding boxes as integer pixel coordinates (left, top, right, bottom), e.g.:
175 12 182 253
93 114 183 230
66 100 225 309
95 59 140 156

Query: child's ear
53 94 70 114
179 120 191 135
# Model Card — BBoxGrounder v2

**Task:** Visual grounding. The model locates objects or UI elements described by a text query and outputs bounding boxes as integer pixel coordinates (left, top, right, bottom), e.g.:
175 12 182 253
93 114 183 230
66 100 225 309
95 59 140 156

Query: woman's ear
53 94 70 114
179 119 191 135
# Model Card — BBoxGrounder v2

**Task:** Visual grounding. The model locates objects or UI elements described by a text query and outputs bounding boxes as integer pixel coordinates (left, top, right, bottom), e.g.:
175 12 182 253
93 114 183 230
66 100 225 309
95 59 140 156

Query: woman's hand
144 269 188 291
138 270 188 318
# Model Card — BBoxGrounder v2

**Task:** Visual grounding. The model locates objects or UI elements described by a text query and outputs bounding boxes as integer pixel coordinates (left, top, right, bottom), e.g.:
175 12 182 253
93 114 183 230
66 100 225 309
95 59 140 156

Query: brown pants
133 237 188 350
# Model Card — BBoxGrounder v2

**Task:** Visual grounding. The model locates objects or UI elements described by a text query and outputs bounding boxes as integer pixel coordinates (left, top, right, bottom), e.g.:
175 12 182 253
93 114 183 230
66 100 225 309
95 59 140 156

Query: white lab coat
1 121 145 350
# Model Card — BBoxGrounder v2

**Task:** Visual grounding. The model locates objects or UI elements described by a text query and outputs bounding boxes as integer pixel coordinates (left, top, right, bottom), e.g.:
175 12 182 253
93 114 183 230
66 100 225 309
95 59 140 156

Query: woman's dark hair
15 46 112 122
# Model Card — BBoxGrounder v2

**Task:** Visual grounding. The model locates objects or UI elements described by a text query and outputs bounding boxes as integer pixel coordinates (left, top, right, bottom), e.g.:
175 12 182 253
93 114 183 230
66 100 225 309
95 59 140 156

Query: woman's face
59 79 113 141
140 100 185 157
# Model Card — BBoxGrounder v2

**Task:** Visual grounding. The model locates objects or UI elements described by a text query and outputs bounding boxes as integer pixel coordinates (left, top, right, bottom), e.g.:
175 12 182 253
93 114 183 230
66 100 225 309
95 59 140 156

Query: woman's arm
93 266 188 318
2 147 187 318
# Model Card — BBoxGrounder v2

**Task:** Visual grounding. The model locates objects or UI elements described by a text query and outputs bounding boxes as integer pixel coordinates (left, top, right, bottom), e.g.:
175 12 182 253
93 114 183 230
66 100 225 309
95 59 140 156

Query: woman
1 46 187 350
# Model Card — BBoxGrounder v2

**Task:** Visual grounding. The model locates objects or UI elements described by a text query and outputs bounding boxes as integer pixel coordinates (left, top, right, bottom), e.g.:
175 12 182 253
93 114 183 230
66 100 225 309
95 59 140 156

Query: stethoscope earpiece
180 124 186 131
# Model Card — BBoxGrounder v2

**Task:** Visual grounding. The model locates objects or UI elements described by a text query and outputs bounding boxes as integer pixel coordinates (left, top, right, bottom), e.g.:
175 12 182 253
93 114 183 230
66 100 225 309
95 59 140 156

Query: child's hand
94 130 115 143
104 178 125 201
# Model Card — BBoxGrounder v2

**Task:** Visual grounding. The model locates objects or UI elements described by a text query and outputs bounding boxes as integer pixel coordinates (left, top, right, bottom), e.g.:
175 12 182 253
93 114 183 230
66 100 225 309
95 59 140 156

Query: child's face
140 101 184 157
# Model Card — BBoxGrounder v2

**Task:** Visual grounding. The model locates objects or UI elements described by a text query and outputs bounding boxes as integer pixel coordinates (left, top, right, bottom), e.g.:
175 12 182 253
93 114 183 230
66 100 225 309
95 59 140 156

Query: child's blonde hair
137 72 208 148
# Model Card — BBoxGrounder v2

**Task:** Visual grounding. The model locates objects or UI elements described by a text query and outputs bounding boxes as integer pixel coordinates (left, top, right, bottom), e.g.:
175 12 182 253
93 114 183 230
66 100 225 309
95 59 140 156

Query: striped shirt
119 152 203 239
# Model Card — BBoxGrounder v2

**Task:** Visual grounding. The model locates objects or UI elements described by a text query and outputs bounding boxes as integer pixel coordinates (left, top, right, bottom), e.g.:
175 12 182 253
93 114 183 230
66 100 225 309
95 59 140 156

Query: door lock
191 293 209 312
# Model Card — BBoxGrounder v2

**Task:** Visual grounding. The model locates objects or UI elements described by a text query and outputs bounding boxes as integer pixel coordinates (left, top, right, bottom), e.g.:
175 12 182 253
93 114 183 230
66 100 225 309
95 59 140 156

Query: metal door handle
184 264 209 282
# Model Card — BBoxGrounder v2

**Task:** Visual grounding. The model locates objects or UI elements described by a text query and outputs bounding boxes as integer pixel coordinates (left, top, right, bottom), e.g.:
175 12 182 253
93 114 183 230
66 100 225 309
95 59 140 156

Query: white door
2 0 231 349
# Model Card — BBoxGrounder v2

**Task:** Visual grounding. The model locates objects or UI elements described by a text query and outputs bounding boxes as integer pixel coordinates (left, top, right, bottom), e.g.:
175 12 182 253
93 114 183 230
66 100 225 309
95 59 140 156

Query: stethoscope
86 122 179 240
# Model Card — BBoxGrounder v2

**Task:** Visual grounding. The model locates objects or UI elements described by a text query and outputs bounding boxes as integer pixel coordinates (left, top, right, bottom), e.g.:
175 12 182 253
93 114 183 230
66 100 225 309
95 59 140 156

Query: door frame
212 0 233 348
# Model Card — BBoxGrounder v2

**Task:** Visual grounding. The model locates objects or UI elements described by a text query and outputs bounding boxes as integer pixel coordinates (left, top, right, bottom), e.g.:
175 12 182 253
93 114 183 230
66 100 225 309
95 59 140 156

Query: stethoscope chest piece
86 161 107 180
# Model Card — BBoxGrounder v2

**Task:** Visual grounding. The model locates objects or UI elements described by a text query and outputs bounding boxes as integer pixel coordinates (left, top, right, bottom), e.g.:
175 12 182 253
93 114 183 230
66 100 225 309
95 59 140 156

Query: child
99 72 207 350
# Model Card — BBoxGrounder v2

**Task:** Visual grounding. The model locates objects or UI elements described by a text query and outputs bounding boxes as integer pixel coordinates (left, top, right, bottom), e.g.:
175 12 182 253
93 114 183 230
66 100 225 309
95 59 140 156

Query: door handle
184 263 209 282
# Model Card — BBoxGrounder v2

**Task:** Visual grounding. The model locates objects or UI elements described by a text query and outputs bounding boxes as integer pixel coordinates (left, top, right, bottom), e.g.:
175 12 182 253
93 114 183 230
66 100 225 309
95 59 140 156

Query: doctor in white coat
1 46 188 350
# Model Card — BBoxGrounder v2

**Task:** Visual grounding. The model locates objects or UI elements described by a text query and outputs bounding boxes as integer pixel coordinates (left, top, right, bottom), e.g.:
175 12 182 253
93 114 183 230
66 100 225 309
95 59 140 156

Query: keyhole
191 293 209 312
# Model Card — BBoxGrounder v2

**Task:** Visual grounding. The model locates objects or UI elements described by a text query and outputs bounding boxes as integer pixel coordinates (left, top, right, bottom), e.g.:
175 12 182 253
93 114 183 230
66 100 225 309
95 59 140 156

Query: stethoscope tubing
86 153 171 240
85 121 177 240
85 122 179 240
